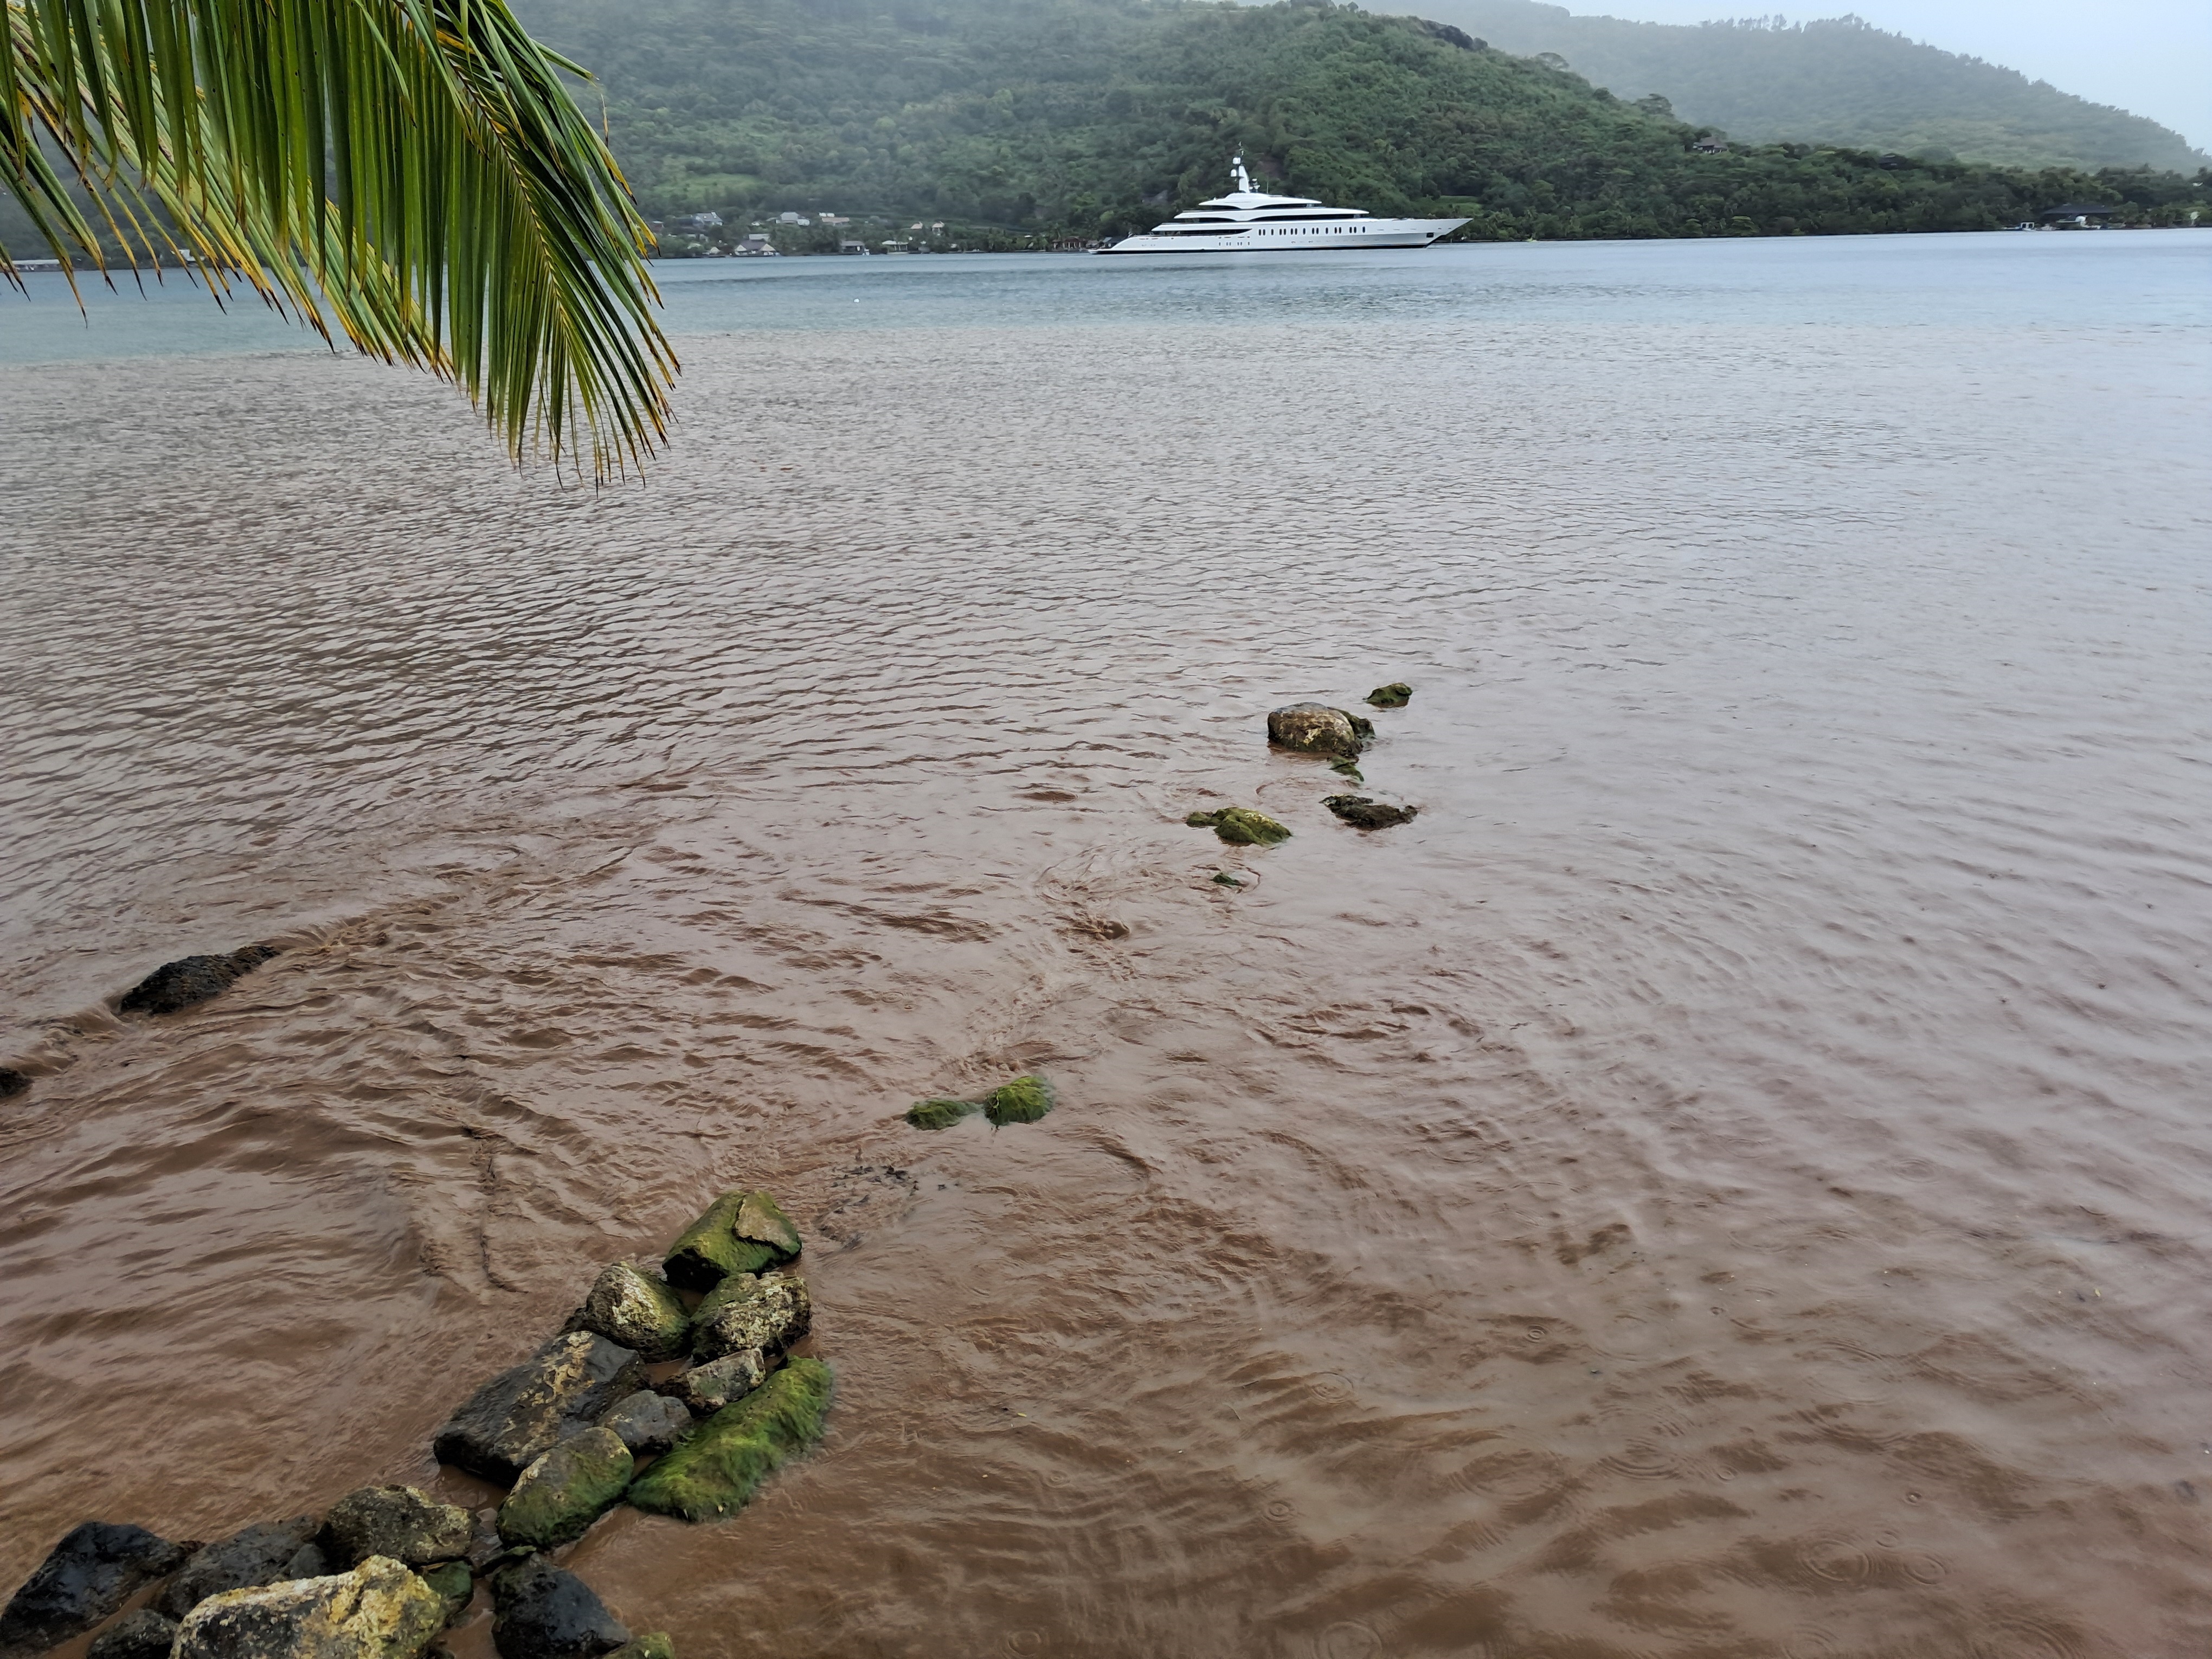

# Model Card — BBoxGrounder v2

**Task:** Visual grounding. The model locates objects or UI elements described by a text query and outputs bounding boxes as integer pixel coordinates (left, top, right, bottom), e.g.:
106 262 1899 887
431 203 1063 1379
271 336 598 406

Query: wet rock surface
569 1264 690 1362
86 1610 178 1659
320 1488 472 1572
690 1271 811 1364
171 1555 446 1659
0 1521 190 1656
982 1074 1055 1126
497 1429 633 1552
660 1193 777 1291
731 1192 801 1264
1185 807 1291 845
1266 703 1371 757
597 1391 692 1456
155 1519 319 1619
1365 682 1413 708
487 1557 631 1659
433 1334 644 1484
601 1637 672 1659
905 1096 978 1129
1323 795 1419 829
630 1358 834 1523
663 1349 768 1416
115 946 279 1017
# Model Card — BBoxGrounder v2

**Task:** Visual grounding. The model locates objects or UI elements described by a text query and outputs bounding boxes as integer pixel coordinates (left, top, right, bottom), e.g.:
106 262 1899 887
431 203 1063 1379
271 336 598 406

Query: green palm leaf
3 0 675 481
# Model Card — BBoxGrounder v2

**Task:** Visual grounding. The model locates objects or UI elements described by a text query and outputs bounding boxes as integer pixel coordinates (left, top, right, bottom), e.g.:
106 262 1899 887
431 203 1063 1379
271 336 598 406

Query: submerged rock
661 1192 776 1290
0 1521 190 1657
1210 872 1245 888
569 1263 690 1361
603 1636 673 1659
172 1555 446 1659
432 1332 645 1485
691 1271 811 1363
0 1066 28 1099
1323 795 1420 830
1185 808 1291 846
983 1075 1054 1126
115 946 279 1017
597 1391 692 1456
1266 703 1372 757
487 1557 629 1659
1365 683 1413 708
628 1358 833 1523
320 1488 472 1572
87 1610 178 1659
155 1520 319 1620
497 1429 632 1552
905 1096 978 1130
663 1349 768 1416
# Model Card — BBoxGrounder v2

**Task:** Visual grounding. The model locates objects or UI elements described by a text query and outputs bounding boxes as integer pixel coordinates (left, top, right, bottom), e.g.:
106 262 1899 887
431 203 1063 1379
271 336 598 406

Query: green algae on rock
1186 807 1291 846
906 1096 978 1129
172 1556 446 1659
570 1263 690 1361
1211 872 1245 888
417 1562 473 1616
662 1193 775 1289
1323 795 1420 829
497 1428 634 1551
1365 683 1413 708
733 1192 801 1263
691 1270 811 1363
603 1636 674 1659
983 1075 1054 1126
627 1358 834 1523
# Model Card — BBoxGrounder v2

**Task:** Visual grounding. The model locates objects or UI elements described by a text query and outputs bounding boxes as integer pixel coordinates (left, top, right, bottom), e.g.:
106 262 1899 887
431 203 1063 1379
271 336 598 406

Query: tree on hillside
2 0 673 480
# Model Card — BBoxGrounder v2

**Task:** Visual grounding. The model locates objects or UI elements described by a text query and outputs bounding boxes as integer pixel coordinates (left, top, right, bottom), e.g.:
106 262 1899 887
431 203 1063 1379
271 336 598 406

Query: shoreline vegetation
507 0 2208 255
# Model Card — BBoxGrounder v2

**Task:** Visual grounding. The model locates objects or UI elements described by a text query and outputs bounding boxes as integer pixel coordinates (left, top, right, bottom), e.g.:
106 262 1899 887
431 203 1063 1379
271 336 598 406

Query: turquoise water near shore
4 232 2211 1658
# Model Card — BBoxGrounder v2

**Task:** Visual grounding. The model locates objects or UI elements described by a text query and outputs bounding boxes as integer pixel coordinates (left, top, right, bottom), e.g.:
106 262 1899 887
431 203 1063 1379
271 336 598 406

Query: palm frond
3 0 675 481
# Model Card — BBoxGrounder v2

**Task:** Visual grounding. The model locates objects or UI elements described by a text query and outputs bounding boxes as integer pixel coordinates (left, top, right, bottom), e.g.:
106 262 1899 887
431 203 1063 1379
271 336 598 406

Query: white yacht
1095 157 1468 254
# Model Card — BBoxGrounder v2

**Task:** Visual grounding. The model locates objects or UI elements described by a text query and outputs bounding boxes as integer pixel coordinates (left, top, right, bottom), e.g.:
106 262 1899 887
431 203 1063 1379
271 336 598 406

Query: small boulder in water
1185 808 1290 846
662 1349 768 1416
1323 795 1419 830
487 1556 630 1659
628 1359 834 1523
568 1263 690 1361
1266 703 1372 757
497 1429 632 1552
116 946 279 1016
0 1066 28 1099
88 1610 179 1659
155 1520 319 1620
172 1555 446 1659
661 1190 798 1290
597 1390 693 1456
432 1333 645 1484
691 1270 811 1362
319 1488 472 1571
983 1074 1054 1126
0 1523 191 1658
1365 683 1413 708
906 1096 978 1129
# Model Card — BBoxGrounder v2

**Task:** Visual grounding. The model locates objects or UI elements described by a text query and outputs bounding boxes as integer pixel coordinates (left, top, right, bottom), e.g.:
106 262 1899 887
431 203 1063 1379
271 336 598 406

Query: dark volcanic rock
87 1610 179 1659
172 1555 446 1659
1323 795 1419 830
155 1519 319 1620
1365 683 1413 708
0 1066 28 1099
487 1557 630 1659
116 946 279 1017
0 1521 190 1657
433 1333 645 1484
568 1263 689 1361
597 1391 693 1456
690 1270 811 1363
1266 703 1371 757
320 1487 472 1571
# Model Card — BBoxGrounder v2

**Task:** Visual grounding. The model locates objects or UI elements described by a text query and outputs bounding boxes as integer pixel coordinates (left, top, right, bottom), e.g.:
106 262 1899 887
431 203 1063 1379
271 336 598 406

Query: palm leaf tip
3 0 677 482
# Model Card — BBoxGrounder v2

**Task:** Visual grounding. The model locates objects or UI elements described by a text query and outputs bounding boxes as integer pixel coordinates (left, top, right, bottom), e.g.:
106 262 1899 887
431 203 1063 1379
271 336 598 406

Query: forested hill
510 0 2205 243
1413 3 2206 172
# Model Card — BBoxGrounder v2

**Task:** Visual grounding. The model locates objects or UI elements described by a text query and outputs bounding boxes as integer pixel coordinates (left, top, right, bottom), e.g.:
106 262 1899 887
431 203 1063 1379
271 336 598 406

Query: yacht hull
1096 217 1468 253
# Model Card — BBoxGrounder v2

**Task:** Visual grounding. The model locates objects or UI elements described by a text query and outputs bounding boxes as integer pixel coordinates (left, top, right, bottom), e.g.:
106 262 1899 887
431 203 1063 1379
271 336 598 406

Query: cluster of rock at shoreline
1186 684 1422 851
0 1190 831 1659
904 1072 1055 1131
0 947 287 1103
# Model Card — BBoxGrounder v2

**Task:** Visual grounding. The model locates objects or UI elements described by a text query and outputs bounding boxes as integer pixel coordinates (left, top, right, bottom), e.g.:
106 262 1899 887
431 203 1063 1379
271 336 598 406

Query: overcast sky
1592 0 2209 151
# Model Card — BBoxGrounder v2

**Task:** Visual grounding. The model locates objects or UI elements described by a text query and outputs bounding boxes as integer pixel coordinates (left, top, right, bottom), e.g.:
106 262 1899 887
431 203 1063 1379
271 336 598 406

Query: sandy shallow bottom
4 266 2211 1657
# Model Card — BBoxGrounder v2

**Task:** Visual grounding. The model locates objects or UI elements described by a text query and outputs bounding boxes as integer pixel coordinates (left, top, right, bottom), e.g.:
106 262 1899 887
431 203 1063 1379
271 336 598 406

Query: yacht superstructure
1095 157 1468 254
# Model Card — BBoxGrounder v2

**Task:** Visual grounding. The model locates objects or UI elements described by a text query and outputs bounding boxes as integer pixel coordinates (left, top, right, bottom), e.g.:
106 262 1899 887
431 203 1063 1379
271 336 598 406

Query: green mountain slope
512 0 2207 242
1411 2 2207 172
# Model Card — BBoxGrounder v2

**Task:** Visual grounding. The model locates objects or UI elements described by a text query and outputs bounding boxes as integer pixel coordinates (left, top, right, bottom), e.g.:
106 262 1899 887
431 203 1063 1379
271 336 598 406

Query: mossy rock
418 1562 473 1621
983 1075 1054 1126
663 1192 778 1290
1323 795 1419 830
1365 683 1413 708
497 1427 633 1552
692 1270 811 1362
569 1263 690 1361
1185 808 1290 846
906 1096 978 1130
605 1637 674 1659
627 1359 833 1523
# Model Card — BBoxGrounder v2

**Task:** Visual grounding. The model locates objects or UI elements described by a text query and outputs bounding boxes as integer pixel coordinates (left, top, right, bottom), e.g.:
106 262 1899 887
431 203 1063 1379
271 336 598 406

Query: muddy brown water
4 239 2210 1657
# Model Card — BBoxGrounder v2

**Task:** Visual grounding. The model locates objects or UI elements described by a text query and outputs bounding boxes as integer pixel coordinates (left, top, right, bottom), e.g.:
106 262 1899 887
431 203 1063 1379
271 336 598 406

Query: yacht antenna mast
1232 153 1255 194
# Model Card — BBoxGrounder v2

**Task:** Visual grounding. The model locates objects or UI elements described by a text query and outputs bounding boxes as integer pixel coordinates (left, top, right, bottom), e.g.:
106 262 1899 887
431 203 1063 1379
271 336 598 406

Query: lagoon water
4 234 2211 1657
